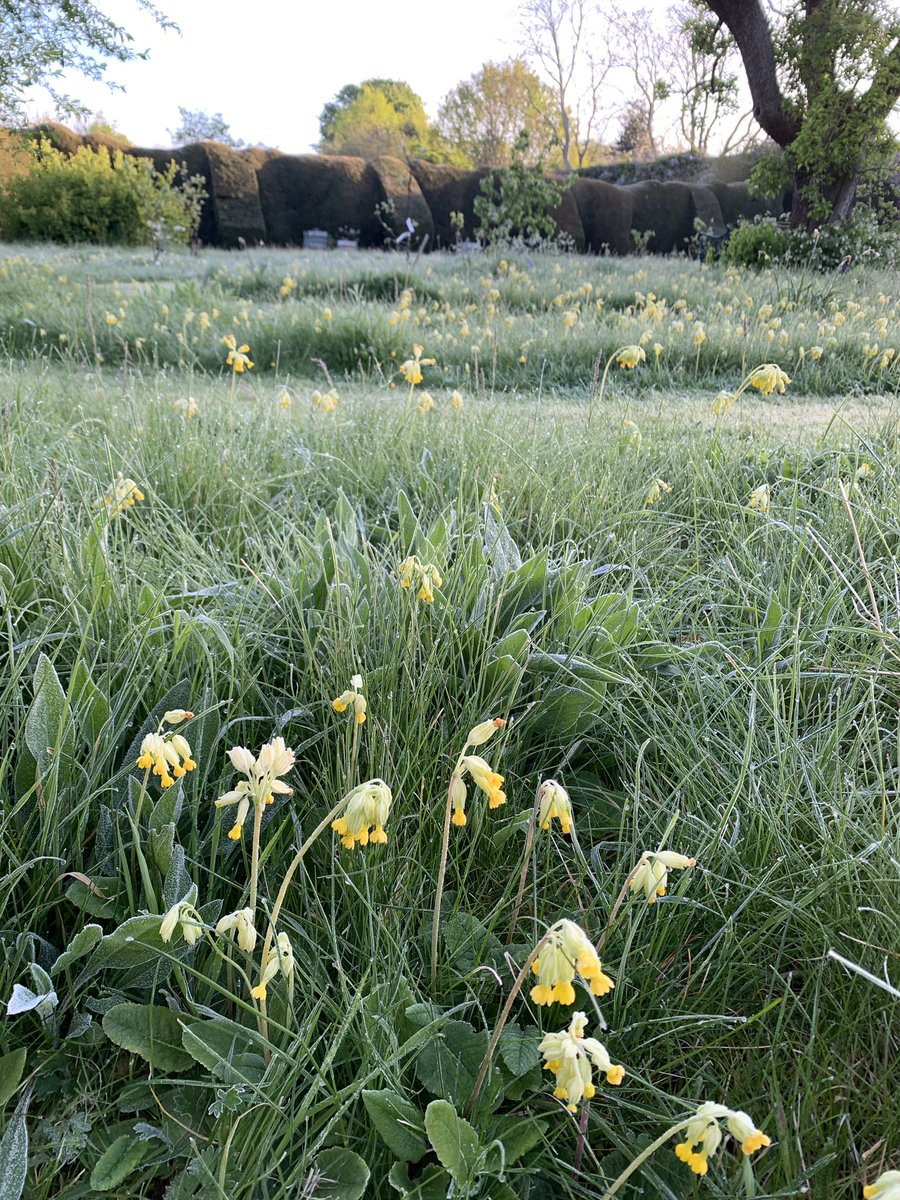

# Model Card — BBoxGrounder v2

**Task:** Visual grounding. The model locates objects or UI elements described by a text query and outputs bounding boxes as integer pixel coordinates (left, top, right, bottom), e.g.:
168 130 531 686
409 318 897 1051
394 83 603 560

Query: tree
669 0 741 153
519 0 614 170
608 6 676 157
169 108 244 147
0 1 175 120
700 0 900 225
615 99 654 156
318 79 436 159
438 59 559 167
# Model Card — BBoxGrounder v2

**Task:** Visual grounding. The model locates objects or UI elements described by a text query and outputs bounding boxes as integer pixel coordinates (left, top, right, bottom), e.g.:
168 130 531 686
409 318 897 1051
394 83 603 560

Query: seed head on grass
539 1011 624 1112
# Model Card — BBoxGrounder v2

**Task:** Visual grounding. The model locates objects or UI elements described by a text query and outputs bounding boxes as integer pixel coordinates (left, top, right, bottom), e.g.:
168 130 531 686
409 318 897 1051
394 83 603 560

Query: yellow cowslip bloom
466 717 506 748
616 345 646 369
137 731 197 790
312 388 339 412
163 709 194 725
539 1011 624 1112
619 418 642 452
674 1102 770 1177
104 473 144 516
332 673 367 725
645 478 672 507
880 348 895 370
416 391 434 413
215 907 257 953
450 773 468 827
693 326 707 347
711 390 735 417
653 342 663 359
630 849 696 904
748 363 791 395
865 1171 900 1200
450 390 464 409
538 779 574 835
400 343 435 386
530 920 613 1006
332 778 392 849
160 900 203 946
251 931 294 1001
105 312 118 325
748 483 770 513
809 345 824 361
222 333 253 373
461 755 506 809
215 737 295 841
396 555 442 603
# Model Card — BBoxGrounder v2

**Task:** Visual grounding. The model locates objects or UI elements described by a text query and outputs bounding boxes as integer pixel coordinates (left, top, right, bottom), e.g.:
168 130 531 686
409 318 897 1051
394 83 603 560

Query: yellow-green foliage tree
437 58 561 168
318 79 455 162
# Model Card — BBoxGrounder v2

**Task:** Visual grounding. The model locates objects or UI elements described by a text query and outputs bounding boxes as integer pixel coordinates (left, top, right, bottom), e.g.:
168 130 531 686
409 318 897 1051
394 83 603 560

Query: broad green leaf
102 1003 194 1072
397 489 420 551
89 1133 147 1192
313 1147 369 1200
497 1023 542 1077
362 1089 427 1163
424 1099 481 1186
181 1017 267 1086
0 1090 31 1200
65 873 120 920
442 912 501 975
0 1050 26 1110
24 653 74 783
386 1161 451 1198
70 660 110 745
51 924 102 977
485 1113 547 1163
415 1019 489 1108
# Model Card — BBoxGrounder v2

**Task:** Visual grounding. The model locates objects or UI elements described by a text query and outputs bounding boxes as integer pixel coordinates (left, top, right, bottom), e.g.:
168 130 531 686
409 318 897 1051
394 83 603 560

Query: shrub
0 140 200 247
720 217 789 268
474 132 566 247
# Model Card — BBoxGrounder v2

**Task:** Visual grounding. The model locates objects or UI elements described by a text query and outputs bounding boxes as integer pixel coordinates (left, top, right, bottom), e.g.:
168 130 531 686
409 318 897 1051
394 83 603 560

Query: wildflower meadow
0 243 898 1200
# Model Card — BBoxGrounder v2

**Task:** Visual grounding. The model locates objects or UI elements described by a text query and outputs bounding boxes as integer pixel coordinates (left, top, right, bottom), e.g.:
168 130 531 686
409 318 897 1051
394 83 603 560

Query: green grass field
0 244 898 1200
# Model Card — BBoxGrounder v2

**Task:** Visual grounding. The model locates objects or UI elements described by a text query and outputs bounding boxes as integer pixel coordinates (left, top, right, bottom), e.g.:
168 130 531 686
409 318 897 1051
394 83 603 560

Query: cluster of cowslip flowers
539 1011 625 1112
215 738 295 841
222 334 253 373
331 779 392 849
312 388 339 413
251 931 294 1001
104 472 144 516
629 850 697 904
748 363 791 395
398 555 442 603
616 345 646 370
748 482 771 513
399 343 435 386
159 898 204 946
530 919 614 1005
645 477 672 507
537 779 574 836
674 1102 771 1176
136 709 196 790
332 674 367 725
449 719 508 828
215 907 257 953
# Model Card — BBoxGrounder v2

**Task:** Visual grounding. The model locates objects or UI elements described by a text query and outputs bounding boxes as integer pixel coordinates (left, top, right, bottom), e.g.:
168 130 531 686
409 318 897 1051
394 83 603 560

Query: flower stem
431 747 468 989
506 783 541 944
588 351 615 430
465 926 554 1118
599 1118 692 1199
249 800 264 915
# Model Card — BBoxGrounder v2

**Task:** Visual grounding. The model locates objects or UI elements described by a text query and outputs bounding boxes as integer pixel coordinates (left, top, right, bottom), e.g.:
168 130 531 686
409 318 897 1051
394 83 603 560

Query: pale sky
25 0 525 151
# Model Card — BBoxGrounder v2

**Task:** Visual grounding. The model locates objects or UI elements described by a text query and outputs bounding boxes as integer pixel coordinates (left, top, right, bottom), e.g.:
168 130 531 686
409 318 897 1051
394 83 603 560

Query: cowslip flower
645 478 672 507
711 390 735 417
630 850 696 904
160 899 203 946
538 780 574 835
104 473 144 516
332 673 366 725
251 931 294 1001
416 391 434 413
397 555 442 603
215 738 295 841
619 418 642 452
222 334 253 373
450 390 464 409
675 1102 771 1176
466 718 506 747
215 908 257 953
748 363 790 395
540 1011 624 1112
865 1171 900 1199
530 920 613 1006
331 778 392 849
461 755 506 808
748 483 770 513
137 725 196 790
312 388 339 412
616 345 646 369
399 344 435 386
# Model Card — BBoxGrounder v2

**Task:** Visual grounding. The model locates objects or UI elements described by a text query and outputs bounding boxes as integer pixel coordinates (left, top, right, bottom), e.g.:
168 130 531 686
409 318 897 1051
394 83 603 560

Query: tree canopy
169 108 244 148
438 59 559 168
0 1 175 119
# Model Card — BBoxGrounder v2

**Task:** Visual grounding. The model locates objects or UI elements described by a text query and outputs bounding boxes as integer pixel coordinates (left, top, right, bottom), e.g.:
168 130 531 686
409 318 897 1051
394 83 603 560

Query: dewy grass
0 242 897 1200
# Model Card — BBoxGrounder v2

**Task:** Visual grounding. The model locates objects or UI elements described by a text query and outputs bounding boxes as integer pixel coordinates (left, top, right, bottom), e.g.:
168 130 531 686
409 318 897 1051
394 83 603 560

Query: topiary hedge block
690 185 726 237
627 180 695 253
408 161 490 247
256 154 383 246
370 156 435 247
549 184 585 251
202 141 267 247
711 181 779 227
571 178 633 254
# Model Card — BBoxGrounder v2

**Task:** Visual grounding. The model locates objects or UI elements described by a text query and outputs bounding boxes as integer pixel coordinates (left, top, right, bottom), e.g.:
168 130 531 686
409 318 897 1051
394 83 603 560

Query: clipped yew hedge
370 156 435 246
408 161 490 247
571 178 633 254
257 154 383 246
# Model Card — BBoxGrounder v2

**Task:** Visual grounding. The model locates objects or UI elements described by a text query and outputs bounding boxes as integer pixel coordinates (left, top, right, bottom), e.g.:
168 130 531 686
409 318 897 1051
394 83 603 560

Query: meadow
0 243 898 1200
